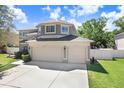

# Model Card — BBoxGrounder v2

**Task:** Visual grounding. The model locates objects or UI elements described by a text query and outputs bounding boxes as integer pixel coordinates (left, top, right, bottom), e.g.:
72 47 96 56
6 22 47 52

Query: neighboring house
115 32 124 50
25 20 93 64
19 28 38 51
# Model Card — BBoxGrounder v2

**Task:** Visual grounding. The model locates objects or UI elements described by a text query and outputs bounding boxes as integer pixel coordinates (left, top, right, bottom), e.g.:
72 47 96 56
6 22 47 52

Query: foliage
22 49 29 55
113 16 124 35
0 31 8 49
78 17 115 48
14 50 29 59
0 30 19 49
0 5 16 49
0 5 15 31
14 51 22 59
90 57 97 64
22 54 31 62
104 32 115 48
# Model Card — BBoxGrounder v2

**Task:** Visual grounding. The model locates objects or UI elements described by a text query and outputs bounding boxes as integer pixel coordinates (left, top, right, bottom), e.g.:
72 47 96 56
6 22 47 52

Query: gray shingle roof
18 28 37 31
36 35 93 42
115 32 124 39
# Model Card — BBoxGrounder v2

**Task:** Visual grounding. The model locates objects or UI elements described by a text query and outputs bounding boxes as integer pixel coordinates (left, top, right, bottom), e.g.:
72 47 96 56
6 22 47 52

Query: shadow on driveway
0 72 6 80
25 61 87 71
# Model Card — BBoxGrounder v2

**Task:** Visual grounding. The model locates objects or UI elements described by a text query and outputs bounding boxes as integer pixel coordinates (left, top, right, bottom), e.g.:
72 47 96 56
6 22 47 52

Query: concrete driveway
0 61 89 88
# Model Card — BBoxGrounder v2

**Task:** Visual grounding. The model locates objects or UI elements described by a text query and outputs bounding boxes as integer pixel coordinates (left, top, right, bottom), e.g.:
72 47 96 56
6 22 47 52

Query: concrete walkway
0 61 89 88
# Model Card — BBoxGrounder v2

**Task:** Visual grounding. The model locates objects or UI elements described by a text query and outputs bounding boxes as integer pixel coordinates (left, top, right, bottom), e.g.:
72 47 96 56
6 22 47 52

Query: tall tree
104 32 115 48
113 16 124 35
78 17 115 48
0 5 15 31
0 5 15 49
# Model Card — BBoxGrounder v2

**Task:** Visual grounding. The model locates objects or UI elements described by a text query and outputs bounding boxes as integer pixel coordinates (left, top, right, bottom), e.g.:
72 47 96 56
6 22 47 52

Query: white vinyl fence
90 49 124 59
7 47 19 54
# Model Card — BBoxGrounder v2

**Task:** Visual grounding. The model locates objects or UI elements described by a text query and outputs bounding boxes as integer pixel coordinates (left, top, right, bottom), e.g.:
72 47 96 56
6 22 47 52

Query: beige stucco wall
28 41 90 64
56 24 61 34
69 25 76 35
115 38 124 50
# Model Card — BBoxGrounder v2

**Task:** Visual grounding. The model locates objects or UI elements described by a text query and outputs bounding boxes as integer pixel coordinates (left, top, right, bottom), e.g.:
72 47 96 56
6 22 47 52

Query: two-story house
25 20 93 64
19 28 38 51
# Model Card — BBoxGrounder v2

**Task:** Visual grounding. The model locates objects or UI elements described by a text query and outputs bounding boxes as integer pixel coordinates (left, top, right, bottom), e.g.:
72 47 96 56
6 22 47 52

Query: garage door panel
32 46 63 62
68 46 86 63
31 45 86 64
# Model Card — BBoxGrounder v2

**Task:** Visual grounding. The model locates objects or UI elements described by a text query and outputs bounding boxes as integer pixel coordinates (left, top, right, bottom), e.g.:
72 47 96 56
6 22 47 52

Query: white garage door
31 46 63 62
68 46 86 63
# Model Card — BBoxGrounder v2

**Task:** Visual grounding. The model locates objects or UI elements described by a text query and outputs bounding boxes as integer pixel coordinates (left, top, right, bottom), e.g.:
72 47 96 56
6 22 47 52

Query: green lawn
0 54 17 72
87 58 124 88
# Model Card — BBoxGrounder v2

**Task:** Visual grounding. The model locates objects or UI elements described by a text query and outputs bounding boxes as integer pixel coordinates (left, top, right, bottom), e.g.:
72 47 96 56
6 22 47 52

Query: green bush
14 51 22 59
90 57 97 64
112 57 116 61
22 49 29 55
22 54 31 62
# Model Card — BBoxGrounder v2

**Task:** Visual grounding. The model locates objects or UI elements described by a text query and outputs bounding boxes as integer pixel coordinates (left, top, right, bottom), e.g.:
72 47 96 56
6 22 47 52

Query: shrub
0 45 7 53
90 57 97 64
22 50 28 55
22 54 31 62
112 57 116 61
0 49 7 53
14 51 22 59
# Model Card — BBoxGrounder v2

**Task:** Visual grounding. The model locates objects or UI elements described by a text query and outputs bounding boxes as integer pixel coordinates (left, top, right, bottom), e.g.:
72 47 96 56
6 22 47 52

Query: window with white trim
45 25 55 34
61 25 69 34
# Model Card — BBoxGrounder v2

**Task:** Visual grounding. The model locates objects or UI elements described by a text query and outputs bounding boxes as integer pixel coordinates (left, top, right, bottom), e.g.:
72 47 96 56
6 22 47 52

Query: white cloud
68 5 103 18
50 7 61 19
101 11 116 18
101 5 124 31
69 8 77 17
67 18 81 29
77 5 103 16
42 5 51 11
117 5 124 18
9 6 28 23
64 6 68 9
60 16 65 20
33 22 38 26
60 16 81 29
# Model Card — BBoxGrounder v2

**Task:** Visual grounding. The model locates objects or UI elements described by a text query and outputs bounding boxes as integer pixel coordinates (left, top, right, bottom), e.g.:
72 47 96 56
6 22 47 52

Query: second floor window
19 32 27 37
61 25 69 34
45 25 55 34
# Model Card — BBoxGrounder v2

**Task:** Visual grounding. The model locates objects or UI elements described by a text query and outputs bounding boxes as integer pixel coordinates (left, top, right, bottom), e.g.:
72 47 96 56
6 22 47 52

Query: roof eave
36 22 73 27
